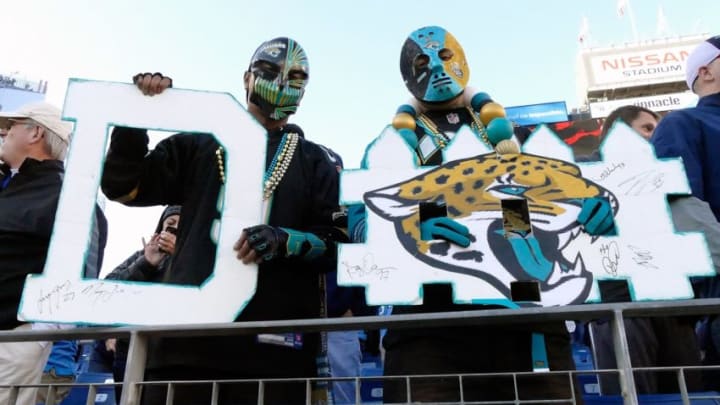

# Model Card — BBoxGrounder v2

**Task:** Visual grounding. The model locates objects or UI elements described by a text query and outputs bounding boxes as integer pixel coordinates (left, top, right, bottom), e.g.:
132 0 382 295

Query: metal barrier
2 298 720 405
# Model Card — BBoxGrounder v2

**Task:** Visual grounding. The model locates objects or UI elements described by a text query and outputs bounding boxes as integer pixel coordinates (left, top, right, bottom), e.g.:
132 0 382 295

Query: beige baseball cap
0 101 73 143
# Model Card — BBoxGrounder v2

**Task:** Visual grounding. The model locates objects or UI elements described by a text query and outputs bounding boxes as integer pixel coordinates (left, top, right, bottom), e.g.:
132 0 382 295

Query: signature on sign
593 162 626 182
37 280 74 315
342 254 396 281
36 280 144 316
618 170 665 196
81 282 128 305
600 242 620 276
628 245 658 269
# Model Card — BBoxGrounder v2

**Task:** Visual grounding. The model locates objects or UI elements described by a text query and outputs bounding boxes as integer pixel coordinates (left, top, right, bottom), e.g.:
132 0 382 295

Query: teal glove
420 217 472 247
242 225 326 262
577 198 616 236
281 227 327 260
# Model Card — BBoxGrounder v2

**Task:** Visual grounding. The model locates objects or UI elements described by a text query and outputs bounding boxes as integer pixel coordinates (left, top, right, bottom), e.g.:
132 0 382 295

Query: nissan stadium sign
580 36 705 90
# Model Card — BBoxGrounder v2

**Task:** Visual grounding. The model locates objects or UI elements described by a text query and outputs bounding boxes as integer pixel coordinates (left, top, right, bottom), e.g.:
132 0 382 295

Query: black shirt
0 159 64 329
101 124 340 373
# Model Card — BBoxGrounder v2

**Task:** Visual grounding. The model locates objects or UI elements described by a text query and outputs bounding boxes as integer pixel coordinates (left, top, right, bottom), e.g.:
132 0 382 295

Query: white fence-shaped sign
338 124 714 307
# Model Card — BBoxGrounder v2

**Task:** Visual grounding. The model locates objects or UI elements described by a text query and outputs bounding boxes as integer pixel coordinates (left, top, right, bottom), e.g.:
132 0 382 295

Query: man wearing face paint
378 26 590 404
101 37 345 404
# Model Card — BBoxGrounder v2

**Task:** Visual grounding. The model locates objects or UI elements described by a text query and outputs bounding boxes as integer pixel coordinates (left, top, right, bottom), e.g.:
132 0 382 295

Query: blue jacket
44 340 79 376
651 92 720 220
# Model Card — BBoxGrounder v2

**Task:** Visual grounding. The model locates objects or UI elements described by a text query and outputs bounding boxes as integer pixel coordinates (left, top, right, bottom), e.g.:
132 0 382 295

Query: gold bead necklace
466 106 492 147
213 132 299 201
215 146 226 184
263 132 299 200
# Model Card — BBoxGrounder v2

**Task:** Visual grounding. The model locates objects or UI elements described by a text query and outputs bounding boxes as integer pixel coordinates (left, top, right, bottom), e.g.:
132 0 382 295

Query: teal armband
281 228 327 260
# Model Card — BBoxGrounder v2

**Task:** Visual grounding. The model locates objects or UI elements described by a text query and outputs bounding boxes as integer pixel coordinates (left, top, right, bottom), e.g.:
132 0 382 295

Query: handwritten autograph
37 280 73 314
342 254 396 281
627 245 658 269
35 280 143 315
600 242 620 276
81 282 127 305
618 170 665 196
593 162 626 182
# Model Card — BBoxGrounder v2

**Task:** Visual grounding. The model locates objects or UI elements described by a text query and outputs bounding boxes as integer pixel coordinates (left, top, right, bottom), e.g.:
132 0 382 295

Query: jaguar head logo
365 153 618 306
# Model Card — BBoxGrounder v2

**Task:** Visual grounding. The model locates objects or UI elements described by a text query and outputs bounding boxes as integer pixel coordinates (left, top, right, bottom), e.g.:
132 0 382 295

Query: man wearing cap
652 34 720 391
652 35 720 220
0 102 107 405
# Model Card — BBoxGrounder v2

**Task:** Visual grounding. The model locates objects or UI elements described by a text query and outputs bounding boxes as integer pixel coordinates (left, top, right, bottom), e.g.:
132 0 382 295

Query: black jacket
0 159 107 330
104 205 179 282
101 125 341 373
104 250 169 283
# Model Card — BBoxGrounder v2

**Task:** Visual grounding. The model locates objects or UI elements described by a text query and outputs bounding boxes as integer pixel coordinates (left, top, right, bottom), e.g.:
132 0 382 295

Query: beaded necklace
417 113 451 149
263 132 299 200
417 106 492 149
215 146 226 184
213 132 299 201
465 106 493 147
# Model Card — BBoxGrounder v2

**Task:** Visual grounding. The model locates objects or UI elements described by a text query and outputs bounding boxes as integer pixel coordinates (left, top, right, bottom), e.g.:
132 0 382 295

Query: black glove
243 225 289 262
132 72 173 88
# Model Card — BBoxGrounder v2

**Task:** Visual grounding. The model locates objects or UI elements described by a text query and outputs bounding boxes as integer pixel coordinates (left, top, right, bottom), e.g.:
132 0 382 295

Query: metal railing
2 298 720 405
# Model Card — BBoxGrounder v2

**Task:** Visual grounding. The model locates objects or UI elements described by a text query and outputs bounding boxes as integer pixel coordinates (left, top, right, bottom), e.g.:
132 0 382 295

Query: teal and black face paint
400 26 469 103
